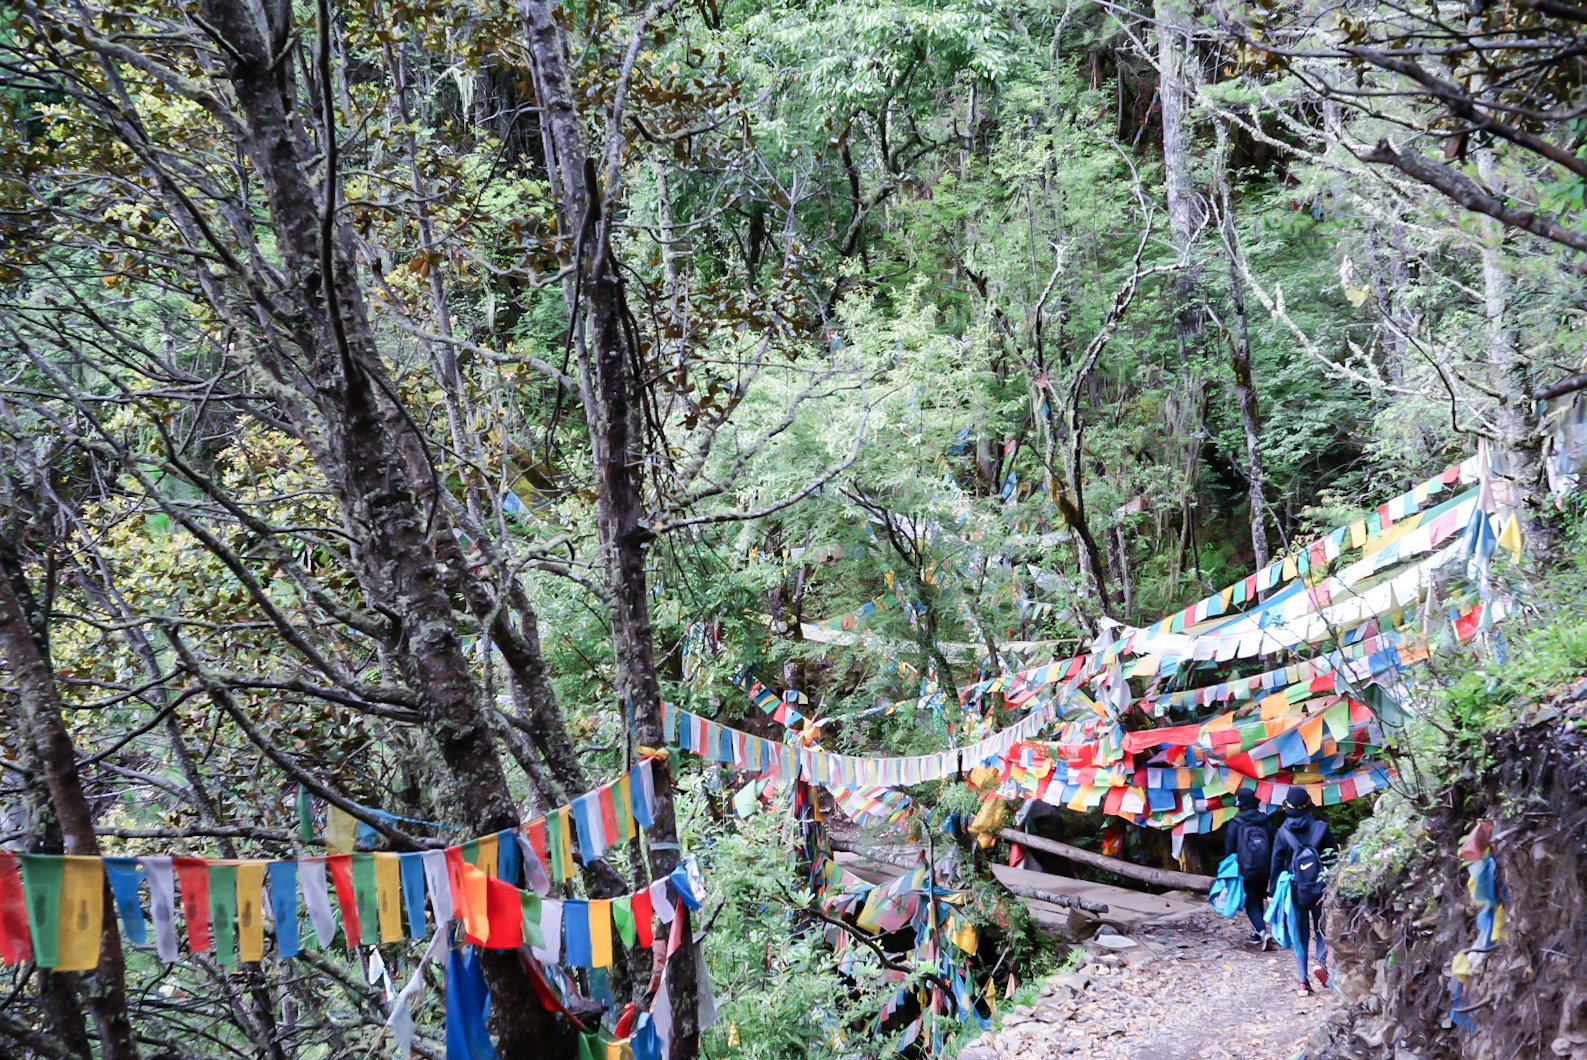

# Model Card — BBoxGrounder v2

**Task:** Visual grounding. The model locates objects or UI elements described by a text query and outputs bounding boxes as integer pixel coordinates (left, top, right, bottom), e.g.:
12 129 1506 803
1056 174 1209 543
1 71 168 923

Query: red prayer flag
1309 674 1336 694
0 853 31 964
482 877 522 949
444 846 471 930
1121 723 1200 754
526 820 548 867
630 886 653 949
597 785 619 847
174 857 211 952
1338 777 1358 801
326 854 361 948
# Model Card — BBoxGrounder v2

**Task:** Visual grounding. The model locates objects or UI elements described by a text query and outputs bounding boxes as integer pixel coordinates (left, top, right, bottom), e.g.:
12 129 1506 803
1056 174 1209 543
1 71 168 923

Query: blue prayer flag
103 856 147 946
398 853 427 938
495 829 520 886
563 900 592 967
266 861 300 959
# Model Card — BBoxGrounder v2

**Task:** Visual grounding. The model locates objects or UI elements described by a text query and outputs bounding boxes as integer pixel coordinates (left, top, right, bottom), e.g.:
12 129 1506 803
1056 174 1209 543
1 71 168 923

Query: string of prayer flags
0 758 668 973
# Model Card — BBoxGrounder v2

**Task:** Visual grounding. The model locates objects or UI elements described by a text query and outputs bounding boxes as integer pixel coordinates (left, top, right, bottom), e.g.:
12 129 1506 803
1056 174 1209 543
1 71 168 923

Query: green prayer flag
611 895 636 949
732 780 760 819
296 786 314 844
544 822 564 883
520 893 544 949
18 854 63 968
1323 699 1352 742
351 854 379 940
577 1031 602 1060
208 863 238 965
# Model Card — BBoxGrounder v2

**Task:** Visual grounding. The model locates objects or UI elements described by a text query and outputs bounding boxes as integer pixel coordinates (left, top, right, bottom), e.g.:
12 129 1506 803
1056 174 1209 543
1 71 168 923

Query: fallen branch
997 828 1214 892
994 878 1110 915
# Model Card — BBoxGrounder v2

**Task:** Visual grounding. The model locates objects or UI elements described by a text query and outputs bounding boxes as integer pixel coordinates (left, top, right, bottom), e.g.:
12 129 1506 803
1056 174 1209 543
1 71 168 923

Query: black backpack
1236 819 1271 879
1290 820 1328 907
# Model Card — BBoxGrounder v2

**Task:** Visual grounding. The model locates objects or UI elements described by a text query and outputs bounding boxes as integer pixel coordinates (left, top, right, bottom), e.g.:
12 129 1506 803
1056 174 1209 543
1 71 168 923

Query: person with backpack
1224 789 1275 949
1269 788 1338 995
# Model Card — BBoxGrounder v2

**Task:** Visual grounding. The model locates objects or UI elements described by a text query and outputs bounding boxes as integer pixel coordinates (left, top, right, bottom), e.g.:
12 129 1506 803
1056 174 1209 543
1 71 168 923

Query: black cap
1284 788 1313 810
1236 789 1260 809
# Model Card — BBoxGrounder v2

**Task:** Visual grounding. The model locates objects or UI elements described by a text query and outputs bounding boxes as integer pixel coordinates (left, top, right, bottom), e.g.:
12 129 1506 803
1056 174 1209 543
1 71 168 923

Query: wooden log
997 828 1214 893
995 879 1109 914
829 838 932 873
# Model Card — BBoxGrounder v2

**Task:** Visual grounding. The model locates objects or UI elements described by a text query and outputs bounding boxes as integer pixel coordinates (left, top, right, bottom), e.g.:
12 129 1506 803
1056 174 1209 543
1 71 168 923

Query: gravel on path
959 910 1323 1060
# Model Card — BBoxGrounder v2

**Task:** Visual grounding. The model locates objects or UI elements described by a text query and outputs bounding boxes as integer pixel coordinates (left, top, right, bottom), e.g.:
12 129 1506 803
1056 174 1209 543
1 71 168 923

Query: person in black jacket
1224 789 1275 948
1269 789 1338 995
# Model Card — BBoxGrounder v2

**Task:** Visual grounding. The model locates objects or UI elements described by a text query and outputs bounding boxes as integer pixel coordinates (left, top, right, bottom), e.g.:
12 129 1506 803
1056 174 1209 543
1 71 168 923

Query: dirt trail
961 910 1321 1060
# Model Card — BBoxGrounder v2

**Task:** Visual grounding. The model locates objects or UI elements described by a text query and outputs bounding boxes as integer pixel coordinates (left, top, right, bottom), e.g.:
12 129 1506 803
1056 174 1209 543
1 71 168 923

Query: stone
1092 932 1138 950
1051 971 1091 993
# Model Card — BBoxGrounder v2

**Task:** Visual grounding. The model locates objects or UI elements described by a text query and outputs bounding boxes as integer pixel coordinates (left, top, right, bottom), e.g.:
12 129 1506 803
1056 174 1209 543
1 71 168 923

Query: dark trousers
1244 875 1269 935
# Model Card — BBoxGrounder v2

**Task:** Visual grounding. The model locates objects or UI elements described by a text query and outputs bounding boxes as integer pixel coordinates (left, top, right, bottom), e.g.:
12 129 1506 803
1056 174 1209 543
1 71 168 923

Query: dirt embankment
1311 708 1587 1059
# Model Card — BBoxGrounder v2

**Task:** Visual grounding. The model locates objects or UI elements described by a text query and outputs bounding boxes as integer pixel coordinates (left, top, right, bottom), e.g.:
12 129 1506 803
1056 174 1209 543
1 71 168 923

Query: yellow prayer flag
475 834 498 879
1497 513 1523 560
615 775 636 841
555 809 576 880
57 856 104 972
374 853 403 943
1259 692 1289 720
588 899 613 968
1350 520 1367 549
949 917 978 956
1280 555 1298 581
237 861 266 963
325 805 357 854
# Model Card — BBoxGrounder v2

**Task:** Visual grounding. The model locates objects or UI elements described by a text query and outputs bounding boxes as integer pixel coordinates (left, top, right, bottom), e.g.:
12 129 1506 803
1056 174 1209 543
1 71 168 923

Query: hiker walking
1269 788 1337 996
1224 789 1275 949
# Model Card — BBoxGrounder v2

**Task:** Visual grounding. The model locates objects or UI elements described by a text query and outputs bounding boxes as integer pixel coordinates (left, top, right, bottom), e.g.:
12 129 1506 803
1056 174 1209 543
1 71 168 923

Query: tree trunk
1475 146 1556 553
1155 0 1205 365
1212 129 1271 573
0 546 140 1060
196 0 556 1047
518 0 699 1051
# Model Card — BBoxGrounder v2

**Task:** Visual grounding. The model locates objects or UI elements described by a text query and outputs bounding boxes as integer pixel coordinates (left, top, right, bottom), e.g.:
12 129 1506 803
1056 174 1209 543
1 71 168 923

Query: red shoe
1296 982 1313 997
1314 964 1329 988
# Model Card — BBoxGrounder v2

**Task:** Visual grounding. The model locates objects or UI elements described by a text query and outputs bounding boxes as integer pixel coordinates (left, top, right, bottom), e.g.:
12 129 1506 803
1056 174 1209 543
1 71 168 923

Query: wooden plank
998 828 1215 892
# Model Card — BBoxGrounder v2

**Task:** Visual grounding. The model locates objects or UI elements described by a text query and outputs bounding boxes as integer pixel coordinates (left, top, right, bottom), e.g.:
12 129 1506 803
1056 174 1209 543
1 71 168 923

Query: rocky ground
962 911 1322 1060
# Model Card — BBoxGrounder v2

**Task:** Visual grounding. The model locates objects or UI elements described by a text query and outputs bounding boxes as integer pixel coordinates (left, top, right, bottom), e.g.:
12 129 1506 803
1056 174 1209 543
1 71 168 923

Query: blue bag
1208 853 1245 919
